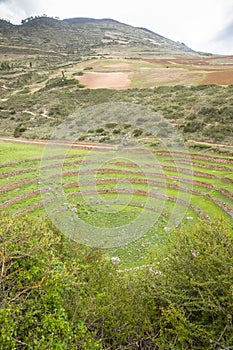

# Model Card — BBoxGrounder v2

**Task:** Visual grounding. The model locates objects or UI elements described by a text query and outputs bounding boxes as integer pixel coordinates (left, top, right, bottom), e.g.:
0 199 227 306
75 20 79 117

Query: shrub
0 213 232 349
150 218 233 349
45 77 80 89
73 71 84 76
132 128 143 137
105 122 118 129
13 125 27 137
183 121 204 133
0 213 102 349
112 128 121 134
95 127 105 134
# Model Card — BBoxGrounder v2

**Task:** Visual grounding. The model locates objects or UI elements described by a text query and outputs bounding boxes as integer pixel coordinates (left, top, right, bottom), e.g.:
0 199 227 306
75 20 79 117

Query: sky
0 0 232 55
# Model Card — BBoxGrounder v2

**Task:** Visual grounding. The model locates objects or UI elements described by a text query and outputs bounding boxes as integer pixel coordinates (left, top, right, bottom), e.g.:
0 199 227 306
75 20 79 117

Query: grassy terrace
0 140 232 266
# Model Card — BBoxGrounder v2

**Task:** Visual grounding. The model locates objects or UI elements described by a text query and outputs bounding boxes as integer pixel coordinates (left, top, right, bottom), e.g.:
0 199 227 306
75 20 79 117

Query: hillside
0 16 197 60
0 16 232 144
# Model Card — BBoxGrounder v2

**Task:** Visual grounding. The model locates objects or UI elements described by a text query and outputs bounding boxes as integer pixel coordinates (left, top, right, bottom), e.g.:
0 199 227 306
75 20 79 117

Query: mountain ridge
0 16 198 59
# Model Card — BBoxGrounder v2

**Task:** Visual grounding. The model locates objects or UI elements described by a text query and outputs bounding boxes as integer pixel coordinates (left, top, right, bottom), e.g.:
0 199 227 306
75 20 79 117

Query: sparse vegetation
0 84 232 144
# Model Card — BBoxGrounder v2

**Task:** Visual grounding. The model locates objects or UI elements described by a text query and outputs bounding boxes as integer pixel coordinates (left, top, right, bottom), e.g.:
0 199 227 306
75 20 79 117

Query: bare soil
139 56 233 85
202 71 233 85
78 72 131 89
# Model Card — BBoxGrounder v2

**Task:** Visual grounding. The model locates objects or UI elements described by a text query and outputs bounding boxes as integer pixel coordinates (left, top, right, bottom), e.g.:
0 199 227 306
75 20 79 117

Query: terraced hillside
0 16 195 61
1 140 232 266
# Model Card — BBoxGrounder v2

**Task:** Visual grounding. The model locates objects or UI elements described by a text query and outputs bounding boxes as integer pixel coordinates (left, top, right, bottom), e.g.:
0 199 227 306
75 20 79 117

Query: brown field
202 71 233 85
78 71 131 89
76 55 233 89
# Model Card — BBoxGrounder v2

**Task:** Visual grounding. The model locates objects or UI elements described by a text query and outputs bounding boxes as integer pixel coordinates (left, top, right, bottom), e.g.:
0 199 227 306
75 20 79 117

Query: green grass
0 142 44 161
1 140 232 266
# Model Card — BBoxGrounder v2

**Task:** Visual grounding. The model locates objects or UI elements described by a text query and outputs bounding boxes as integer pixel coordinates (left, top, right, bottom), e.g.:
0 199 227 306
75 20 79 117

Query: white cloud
0 0 49 23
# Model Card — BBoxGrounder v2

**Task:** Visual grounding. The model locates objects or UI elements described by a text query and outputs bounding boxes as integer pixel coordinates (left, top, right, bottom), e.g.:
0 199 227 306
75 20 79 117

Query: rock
191 249 200 257
111 256 121 265
149 267 162 276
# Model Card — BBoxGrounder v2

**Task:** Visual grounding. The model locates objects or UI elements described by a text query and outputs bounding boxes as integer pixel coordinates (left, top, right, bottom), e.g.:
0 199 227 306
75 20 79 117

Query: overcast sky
0 0 232 55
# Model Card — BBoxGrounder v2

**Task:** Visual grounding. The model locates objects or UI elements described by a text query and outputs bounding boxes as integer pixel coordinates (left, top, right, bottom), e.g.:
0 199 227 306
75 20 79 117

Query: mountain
1 16 233 144
0 16 198 60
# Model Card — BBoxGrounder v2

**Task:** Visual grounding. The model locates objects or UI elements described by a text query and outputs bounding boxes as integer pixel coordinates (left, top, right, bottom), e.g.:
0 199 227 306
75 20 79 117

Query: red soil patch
202 71 233 85
142 56 233 85
78 72 131 89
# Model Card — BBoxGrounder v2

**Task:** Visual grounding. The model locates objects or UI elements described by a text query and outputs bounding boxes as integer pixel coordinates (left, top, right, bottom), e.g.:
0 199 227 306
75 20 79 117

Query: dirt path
188 139 233 149
1 136 233 150
0 137 115 150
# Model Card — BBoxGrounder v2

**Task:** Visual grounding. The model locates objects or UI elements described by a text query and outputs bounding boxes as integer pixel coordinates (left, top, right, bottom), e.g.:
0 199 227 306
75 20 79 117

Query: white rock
111 256 121 265
191 249 200 257
149 267 162 276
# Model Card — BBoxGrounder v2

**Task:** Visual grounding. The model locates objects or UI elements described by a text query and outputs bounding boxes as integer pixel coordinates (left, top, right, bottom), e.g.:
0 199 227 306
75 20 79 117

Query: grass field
1 140 232 267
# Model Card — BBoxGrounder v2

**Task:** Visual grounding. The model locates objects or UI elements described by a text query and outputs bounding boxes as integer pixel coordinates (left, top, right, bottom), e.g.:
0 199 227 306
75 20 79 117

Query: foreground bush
0 213 102 349
149 218 233 349
0 212 232 349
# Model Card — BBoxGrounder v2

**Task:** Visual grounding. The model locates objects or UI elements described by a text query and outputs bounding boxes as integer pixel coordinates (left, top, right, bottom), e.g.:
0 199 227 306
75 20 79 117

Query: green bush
73 71 84 76
105 122 118 129
112 128 121 134
0 61 12 71
0 213 102 349
132 128 143 137
0 212 232 349
95 127 105 134
150 218 233 349
183 121 204 133
45 77 80 89
13 125 27 137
